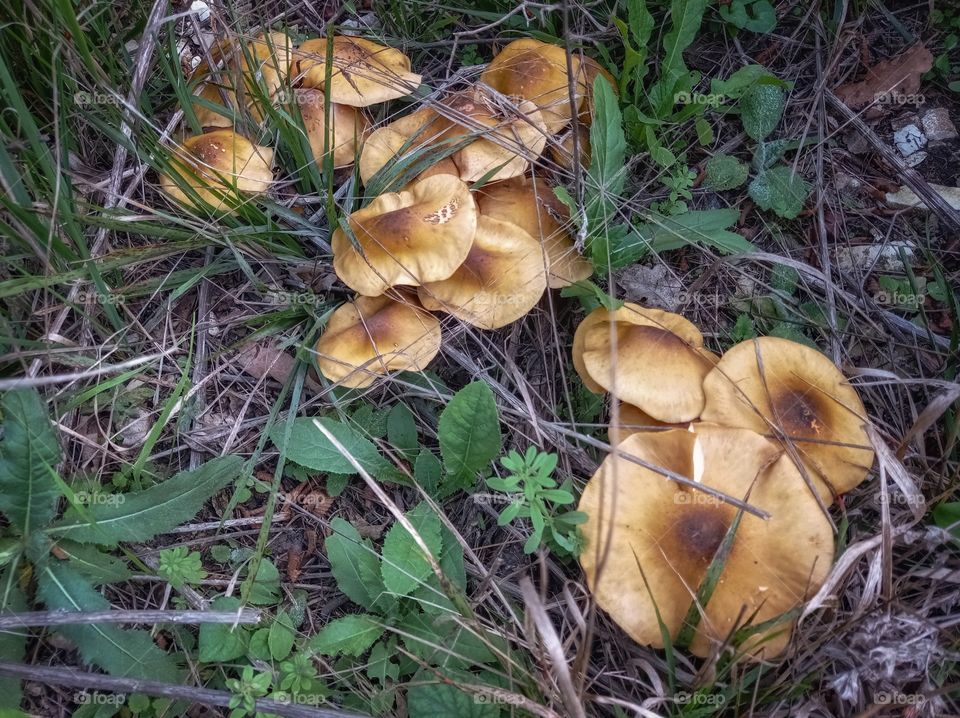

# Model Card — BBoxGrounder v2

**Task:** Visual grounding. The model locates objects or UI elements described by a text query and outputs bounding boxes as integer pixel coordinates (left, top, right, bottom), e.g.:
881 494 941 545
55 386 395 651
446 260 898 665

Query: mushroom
480 38 586 134
571 303 716 423
189 32 294 127
475 176 591 288
607 403 675 445
418 215 547 329
331 174 478 296
700 336 874 501
314 293 441 389
159 130 274 212
294 88 369 168
578 423 834 659
358 86 548 185
297 36 422 107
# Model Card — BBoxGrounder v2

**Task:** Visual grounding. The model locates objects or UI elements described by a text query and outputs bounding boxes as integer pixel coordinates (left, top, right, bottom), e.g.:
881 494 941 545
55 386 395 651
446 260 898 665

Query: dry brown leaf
234 340 322 393
835 44 933 109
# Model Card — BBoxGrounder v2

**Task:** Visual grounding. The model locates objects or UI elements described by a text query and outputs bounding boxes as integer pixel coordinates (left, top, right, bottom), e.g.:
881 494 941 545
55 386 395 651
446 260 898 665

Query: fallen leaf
835 44 933 109
234 340 322 393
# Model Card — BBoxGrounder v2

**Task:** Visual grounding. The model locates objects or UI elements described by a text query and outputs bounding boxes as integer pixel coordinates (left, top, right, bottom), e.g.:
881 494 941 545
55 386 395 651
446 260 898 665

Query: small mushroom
475 176 591 288
418 215 547 329
332 174 478 296
578 423 834 659
572 303 716 423
294 88 369 168
700 336 874 501
297 37 422 107
314 293 441 388
159 130 274 212
480 38 586 134
189 32 294 127
358 86 548 184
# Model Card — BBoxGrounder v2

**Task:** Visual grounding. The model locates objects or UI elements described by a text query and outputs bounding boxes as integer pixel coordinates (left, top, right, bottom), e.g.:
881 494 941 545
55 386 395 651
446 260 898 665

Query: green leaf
0 572 27 708
720 0 777 32
768 322 818 349
55 541 132 585
269 611 296 661
649 0 708 113
710 64 783 100
387 403 419 460
309 614 383 656
752 139 789 171
438 382 501 492
50 456 241 544
740 83 785 141
326 517 382 610
748 166 811 218
199 597 249 662
0 389 61 537
273 417 393 478
933 501 960 539
414 450 443 498
381 502 443 597
37 563 182 682
559 280 623 313
248 628 271 661
704 154 749 190
246 558 281 605
326 474 349 497
588 75 627 197
407 681 500 718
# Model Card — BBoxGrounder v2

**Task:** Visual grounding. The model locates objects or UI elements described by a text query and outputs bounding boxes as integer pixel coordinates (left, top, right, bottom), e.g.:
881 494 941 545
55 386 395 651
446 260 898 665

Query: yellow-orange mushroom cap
418 215 547 329
607 403 677 445
332 174 478 296
700 336 874 501
578 423 834 660
475 176 591 288
571 303 715 423
480 38 586 134
297 36 421 107
294 89 369 168
314 293 441 389
159 130 274 213
189 32 294 127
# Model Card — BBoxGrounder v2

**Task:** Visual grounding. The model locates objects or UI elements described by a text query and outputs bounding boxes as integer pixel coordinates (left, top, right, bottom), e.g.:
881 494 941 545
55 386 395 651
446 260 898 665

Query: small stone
893 124 927 157
844 130 871 155
885 183 960 211
614 263 686 311
835 243 915 274
904 150 927 167
921 108 958 142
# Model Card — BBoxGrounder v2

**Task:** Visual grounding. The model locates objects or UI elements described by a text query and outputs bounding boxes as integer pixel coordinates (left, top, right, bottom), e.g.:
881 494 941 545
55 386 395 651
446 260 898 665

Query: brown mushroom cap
159 130 274 212
549 124 590 171
700 336 874 501
579 56 616 126
480 38 586 134
294 89 369 168
475 176 591 288
607 403 677 445
190 32 293 127
297 37 422 107
571 303 715 423
578 423 834 659
417 215 547 329
314 293 441 388
332 174 478 296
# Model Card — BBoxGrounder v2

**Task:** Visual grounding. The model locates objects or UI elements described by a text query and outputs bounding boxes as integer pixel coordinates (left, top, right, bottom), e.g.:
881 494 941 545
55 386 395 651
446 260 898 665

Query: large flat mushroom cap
572 303 715 423
297 37 422 107
476 176 591 288
159 130 274 213
480 38 586 134
314 293 441 389
418 215 547 329
700 336 874 501
295 89 369 168
332 174 478 296
578 423 833 660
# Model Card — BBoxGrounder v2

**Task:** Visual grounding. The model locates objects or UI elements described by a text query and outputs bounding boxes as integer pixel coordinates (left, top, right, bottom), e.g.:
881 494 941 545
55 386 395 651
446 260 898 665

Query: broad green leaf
272 417 393 478
268 611 296 660
769 322 818 349
199 597 248 662
50 456 241 544
933 502 960 539
309 614 383 656
407 680 500 718
414 450 443 498
0 572 27 708
648 0 708 113
752 139 790 171
588 75 627 197
387 403 418 460
37 563 182 682
710 64 783 100
54 541 132 585
720 0 777 32
326 517 382 610
411 523 467 614
748 166 811 218
381 502 443 597
246 559 281 605
438 382 501 491
248 628 271 660
0 389 61 537
740 83 785 140
704 154 749 190
366 639 400 683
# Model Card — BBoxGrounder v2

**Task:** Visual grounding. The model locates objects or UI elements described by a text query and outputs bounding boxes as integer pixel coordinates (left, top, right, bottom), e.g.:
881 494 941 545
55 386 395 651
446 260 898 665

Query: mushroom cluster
573 308 874 659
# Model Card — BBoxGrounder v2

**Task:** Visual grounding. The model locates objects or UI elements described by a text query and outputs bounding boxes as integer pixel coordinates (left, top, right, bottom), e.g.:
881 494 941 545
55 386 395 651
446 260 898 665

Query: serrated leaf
704 154 749 190
748 165 811 218
438 382 500 492
740 83 785 140
37 563 182 682
0 389 61 537
272 417 393 478
751 139 789 171
55 541 132 585
381 502 443 597
309 614 383 656
413 450 442 498
407 681 500 718
199 597 248 662
588 75 627 198
49 456 240 544
326 517 382 610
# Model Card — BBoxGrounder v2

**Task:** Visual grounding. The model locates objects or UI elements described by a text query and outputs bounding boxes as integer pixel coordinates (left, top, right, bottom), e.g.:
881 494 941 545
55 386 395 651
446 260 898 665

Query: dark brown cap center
775 388 825 436
673 504 728 561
